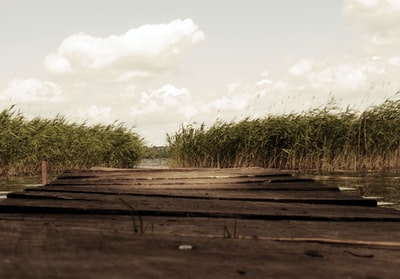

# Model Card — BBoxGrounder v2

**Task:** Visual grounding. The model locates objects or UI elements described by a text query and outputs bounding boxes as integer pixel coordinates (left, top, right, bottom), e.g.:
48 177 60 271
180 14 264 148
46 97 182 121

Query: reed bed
0 106 145 176
167 97 400 171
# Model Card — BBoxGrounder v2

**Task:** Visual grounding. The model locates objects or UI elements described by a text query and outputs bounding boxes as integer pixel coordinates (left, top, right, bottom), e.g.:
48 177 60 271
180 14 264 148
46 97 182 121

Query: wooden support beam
41 160 47 186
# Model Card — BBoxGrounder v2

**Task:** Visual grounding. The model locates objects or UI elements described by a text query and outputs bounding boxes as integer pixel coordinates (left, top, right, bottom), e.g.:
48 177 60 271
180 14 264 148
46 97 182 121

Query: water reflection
298 172 400 210
0 176 42 199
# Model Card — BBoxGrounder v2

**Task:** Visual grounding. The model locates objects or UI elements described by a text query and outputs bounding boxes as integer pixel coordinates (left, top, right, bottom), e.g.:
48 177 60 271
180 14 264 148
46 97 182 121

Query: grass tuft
118 196 153 234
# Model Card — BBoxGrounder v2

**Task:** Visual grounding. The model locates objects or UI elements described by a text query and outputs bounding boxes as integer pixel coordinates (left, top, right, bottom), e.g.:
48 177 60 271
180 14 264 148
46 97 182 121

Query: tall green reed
0 106 145 176
167 96 400 171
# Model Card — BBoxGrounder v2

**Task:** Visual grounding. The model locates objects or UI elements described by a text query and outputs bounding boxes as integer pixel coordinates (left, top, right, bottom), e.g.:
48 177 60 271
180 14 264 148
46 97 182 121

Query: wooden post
41 160 47 186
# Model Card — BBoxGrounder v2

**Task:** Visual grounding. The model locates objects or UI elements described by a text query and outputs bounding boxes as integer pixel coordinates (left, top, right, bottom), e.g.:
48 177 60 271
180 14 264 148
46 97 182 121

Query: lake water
297 171 400 210
0 176 42 200
1 171 400 210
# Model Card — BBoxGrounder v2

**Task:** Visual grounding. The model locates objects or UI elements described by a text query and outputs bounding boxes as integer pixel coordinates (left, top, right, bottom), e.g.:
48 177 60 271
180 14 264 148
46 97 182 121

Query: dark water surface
297 171 400 210
1 171 400 210
0 176 42 199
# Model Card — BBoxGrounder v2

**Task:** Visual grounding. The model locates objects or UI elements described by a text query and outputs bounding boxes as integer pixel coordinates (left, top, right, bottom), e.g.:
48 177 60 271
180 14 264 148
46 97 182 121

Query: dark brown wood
19 186 376 206
1 167 399 279
4 191 386 219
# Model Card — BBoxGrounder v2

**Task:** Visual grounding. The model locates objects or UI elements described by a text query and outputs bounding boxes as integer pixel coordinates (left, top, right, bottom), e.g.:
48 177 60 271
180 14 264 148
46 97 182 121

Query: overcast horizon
1 0 400 146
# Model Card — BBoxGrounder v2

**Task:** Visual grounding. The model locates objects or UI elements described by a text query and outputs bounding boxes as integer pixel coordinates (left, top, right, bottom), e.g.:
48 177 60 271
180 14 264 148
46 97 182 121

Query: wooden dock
0 168 399 278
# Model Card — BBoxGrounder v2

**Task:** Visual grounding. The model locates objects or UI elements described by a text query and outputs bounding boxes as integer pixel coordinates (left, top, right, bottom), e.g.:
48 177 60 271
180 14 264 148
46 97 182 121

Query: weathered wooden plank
56 168 290 181
0 193 395 221
65 167 291 177
2 168 400 278
3 214 400 243
48 180 340 191
49 169 342 194
50 175 310 183
50 176 315 184
1 214 399 279
16 187 376 206
49 177 320 186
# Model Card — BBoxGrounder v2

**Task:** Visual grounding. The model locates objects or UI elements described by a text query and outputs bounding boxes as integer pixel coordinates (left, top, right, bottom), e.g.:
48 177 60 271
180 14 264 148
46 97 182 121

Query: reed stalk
0 106 145 176
167 95 400 171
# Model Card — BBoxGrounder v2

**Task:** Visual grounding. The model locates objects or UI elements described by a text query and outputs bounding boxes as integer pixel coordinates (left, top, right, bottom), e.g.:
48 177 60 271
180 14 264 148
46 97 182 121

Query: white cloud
139 84 191 107
309 63 368 90
0 79 64 104
254 79 273 87
344 0 400 52
344 0 400 27
272 81 289 92
45 18 205 80
4 8 400 147
208 96 249 112
388 57 400 67
130 84 195 120
78 105 112 123
245 55 400 116
45 54 72 74
289 59 313 76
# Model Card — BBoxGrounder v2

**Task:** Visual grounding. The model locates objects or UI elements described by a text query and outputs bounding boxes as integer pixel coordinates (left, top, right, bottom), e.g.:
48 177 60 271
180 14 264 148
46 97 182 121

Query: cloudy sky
1 0 400 145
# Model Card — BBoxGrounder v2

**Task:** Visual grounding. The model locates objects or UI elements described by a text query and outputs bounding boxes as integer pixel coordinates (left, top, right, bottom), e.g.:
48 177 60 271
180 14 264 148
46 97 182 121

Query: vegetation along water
167 96 400 171
0 106 145 176
2 96 400 209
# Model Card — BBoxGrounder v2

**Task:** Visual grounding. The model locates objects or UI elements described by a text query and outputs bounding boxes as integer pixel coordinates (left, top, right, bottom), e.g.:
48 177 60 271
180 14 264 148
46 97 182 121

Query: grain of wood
1 168 400 278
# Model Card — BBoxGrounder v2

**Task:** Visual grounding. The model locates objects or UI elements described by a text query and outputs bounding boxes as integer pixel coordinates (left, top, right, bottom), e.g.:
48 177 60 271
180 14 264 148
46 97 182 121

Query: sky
1 0 400 146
